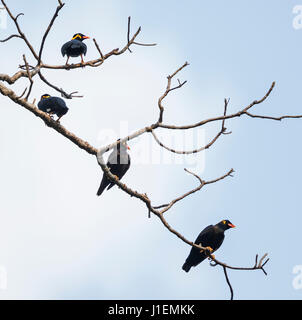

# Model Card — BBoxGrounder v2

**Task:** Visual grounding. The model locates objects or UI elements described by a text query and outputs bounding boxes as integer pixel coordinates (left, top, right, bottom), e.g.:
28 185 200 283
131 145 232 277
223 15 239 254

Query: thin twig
157 62 189 123
223 266 234 300
37 1 65 64
93 38 104 59
22 55 33 100
0 34 22 42
1 0 38 59
38 71 82 99
127 16 133 53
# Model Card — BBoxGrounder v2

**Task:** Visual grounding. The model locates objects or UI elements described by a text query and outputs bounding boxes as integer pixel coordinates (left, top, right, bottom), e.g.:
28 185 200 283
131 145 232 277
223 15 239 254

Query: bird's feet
200 246 215 260
205 247 215 260
65 58 71 69
200 246 213 253
56 115 63 123
65 64 72 71
80 54 85 67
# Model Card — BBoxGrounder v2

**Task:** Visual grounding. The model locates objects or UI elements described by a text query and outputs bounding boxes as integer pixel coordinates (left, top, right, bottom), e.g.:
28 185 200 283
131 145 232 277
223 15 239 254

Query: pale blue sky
1 0 302 299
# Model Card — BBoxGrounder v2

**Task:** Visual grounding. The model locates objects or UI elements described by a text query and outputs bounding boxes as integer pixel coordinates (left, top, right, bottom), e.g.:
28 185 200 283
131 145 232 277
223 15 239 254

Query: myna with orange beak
61 33 90 65
182 220 235 272
38 94 69 122
97 140 131 196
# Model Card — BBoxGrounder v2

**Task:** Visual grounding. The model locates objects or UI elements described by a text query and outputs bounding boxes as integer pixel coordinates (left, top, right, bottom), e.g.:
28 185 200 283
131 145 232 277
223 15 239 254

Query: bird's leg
65 56 70 65
56 115 63 123
205 247 215 260
205 246 213 253
80 54 85 65
200 246 213 254
200 246 215 260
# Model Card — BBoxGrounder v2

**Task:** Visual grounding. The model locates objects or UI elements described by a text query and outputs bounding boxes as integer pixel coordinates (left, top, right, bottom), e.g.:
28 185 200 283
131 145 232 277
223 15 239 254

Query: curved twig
37 1 65 64
0 3 295 299
223 267 234 300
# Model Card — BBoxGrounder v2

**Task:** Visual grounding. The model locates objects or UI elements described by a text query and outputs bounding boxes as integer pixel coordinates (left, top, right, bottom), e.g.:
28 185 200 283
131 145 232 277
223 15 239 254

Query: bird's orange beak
83 36 90 39
228 223 236 228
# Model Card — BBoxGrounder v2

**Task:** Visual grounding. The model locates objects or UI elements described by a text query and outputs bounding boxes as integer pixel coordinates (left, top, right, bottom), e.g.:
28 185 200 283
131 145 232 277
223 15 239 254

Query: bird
97 140 131 196
61 33 90 65
38 94 69 122
182 219 235 273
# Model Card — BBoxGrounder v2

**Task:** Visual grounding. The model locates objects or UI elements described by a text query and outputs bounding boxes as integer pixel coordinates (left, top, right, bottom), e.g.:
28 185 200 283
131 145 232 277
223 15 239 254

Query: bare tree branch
0 2 297 300
151 98 230 154
93 38 104 60
22 55 33 100
223 267 234 300
0 34 22 42
0 67 40 84
159 82 279 130
127 16 157 53
37 1 65 64
0 82 97 154
1 0 38 59
158 62 189 123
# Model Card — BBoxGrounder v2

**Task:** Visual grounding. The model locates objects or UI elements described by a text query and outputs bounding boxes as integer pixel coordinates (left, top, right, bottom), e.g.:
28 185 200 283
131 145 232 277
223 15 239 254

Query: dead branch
210 253 269 300
37 1 65 64
1 0 38 59
22 55 33 100
0 0 299 300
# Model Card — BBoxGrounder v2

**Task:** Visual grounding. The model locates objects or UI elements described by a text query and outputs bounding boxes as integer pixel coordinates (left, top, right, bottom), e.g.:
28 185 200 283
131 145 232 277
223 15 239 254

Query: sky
1 0 302 300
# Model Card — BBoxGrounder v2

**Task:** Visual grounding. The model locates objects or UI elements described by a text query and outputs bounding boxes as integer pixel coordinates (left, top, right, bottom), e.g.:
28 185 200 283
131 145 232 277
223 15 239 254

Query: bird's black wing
106 154 130 190
50 97 67 109
81 42 87 55
194 225 215 246
50 97 68 117
70 41 82 50
96 173 110 196
37 100 47 112
69 41 87 56
97 150 130 196
182 225 214 272
49 96 65 107
37 99 54 113
61 41 71 57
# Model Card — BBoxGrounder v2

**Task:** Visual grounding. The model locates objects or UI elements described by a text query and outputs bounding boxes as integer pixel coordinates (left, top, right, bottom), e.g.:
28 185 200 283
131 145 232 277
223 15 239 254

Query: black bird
61 33 90 65
38 94 69 122
97 140 131 196
182 219 235 273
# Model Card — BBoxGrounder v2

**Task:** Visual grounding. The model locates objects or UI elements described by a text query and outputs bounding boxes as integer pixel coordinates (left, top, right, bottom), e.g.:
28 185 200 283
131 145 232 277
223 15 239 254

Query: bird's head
40 94 51 100
217 219 236 231
71 33 90 41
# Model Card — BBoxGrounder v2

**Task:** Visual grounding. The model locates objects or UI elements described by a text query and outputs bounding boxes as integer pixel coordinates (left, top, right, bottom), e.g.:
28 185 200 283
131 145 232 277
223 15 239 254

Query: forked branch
0 0 298 300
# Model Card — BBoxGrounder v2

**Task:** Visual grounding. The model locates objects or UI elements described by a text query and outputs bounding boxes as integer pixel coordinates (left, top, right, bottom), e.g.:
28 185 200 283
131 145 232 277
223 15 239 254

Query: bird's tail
106 182 115 191
96 181 107 196
182 261 191 273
